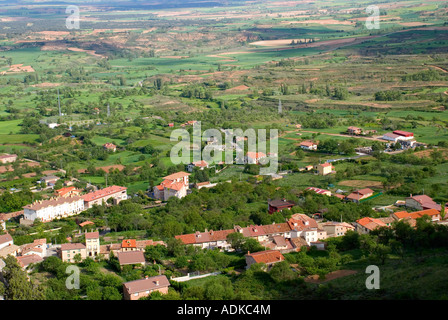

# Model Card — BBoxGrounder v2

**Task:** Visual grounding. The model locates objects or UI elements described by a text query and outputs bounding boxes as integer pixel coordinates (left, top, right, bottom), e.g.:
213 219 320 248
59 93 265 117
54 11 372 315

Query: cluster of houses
58 233 169 300
0 233 48 270
354 194 446 233
0 229 170 301
21 185 128 224
175 211 355 254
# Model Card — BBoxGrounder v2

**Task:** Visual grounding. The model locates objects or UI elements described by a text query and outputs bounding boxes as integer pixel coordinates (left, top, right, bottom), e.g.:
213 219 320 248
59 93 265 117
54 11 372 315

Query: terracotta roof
393 130 413 137
123 275 170 295
319 162 332 168
246 151 266 159
117 251 145 265
191 160 208 167
246 250 284 264
356 217 387 231
356 188 374 195
378 217 395 224
175 233 196 245
300 141 316 147
163 171 190 181
407 194 433 204
85 231 99 239
103 143 116 149
122 239 137 248
209 229 235 242
23 196 83 211
290 237 308 249
242 225 266 237
136 240 166 249
60 243 86 251
55 186 79 197
79 221 94 227
393 211 410 219
346 193 363 201
164 181 186 192
288 214 318 230
273 236 287 247
16 254 43 268
409 208 440 219
82 185 127 202
0 233 13 245
262 223 291 235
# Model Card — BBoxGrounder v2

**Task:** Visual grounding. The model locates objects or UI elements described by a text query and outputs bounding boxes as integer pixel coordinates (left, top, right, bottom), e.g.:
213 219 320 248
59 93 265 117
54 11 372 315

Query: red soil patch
304 270 358 284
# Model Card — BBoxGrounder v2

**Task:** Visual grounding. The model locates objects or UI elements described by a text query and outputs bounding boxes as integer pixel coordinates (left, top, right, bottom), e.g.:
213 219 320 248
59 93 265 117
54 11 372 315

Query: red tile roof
85 231 99 240
117 251 145 265
175 233 196 245
122 239 137 248
262 223 291 235
246 151 266 159
163 171 190 181
409 208 440 219
242 225 266 237
393 130 413 137
393 211 410 219
123 275 170 294
55 186 79 197
82 185 127 202
60 243 86 251
356 217 387 231
79 221 94 227
16 254 43 268
191 160 208 167
319 162 332 167
246 250 284 264
300 141 316 147
0 233 13 245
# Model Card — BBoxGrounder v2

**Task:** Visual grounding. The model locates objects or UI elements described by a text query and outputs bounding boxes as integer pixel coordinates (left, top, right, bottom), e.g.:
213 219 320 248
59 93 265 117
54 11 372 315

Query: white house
245 152 267 164
0 233 13 251
187 160 209 172
23 196 85 223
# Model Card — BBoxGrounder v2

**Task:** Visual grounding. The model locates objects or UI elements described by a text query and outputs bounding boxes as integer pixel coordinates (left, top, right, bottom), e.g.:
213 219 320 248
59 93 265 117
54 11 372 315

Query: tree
1 256 45 300
102 286 122 300
226 232 245 251
269 261 296 282
73 253 82 264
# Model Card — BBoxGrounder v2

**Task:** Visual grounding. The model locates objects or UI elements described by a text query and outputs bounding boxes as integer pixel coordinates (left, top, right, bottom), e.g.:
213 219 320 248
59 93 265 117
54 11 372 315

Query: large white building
23 196 85 223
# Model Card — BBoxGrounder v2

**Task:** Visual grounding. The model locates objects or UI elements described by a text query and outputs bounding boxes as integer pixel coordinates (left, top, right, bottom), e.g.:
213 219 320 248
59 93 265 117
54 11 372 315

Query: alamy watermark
170 122 278 175
365 5 380 30
66 5 80 30
66 265 80 290
365 265 380 289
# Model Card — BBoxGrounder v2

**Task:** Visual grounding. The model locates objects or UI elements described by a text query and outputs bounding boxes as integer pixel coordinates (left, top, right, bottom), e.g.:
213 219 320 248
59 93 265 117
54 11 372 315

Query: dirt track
304 269 358 284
